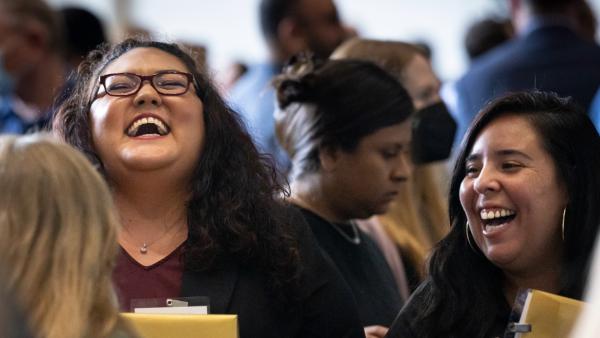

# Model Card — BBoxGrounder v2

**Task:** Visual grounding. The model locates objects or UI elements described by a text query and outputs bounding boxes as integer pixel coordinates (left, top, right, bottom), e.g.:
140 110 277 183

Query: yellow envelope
121 313 238 338
511 289 584 338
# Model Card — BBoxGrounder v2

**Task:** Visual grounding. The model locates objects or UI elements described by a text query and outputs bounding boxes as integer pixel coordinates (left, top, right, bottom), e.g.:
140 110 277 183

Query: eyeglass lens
104 73 190 96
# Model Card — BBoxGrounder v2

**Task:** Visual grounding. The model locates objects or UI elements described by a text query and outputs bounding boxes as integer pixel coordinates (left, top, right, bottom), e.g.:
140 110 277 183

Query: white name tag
134 306 208 315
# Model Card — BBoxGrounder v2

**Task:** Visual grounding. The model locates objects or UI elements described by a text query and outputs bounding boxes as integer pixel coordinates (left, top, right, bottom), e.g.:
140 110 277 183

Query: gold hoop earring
562 208 566 241
465 222 478 252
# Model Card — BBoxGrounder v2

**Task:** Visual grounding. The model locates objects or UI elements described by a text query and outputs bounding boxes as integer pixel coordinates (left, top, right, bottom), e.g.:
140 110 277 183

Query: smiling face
321 119 412 220
459 114 567 274
89 47 204 185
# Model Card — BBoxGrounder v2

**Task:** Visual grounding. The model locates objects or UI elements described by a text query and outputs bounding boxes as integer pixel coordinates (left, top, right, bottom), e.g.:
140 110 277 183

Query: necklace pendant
140 243 148 254
328 221 361 245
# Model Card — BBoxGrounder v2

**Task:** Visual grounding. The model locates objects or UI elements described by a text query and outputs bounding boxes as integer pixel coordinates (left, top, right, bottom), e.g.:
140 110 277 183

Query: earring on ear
465 222 478 252
561 208 567 241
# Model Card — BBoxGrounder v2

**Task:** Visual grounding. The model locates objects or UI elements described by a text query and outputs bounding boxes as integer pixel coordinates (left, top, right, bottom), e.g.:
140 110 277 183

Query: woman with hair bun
332 38 456 295
274 55 414 338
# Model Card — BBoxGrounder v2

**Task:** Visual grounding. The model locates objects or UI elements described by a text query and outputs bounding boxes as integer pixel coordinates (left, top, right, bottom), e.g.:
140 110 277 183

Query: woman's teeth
480 208 515 220
479 208 516 233
127 117 169 136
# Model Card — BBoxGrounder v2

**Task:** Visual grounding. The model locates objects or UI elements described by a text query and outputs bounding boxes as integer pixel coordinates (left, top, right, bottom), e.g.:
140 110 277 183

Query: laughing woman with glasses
53 39 365 338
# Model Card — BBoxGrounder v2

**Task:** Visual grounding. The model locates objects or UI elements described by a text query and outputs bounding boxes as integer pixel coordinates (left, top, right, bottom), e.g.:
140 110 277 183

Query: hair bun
273 52 325 108
275 79 310 108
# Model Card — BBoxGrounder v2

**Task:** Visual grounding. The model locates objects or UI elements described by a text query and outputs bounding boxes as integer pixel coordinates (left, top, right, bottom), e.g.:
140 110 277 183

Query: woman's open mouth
126 116 170 137
480 208 516 234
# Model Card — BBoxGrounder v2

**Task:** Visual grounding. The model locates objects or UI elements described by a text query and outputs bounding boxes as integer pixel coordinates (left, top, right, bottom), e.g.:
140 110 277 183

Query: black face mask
411 101 457 164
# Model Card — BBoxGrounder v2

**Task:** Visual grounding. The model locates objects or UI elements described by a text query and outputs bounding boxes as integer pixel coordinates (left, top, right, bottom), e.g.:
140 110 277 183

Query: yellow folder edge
520 290 584 338
121 313 238 338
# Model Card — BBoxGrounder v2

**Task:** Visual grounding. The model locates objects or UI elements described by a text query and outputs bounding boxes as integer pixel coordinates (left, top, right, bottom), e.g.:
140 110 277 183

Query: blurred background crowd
2 0 600 337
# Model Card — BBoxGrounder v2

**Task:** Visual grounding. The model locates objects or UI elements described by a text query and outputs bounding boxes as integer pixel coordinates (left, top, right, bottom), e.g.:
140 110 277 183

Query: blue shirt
228 63 290 173
589 88 600 132
451 16 600 147
0 96 52 134
0 96 34 134
0 75 73 134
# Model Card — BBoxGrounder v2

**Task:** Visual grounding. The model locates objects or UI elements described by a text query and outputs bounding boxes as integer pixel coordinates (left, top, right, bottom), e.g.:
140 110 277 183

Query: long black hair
53 38 301 304
406 91 600 337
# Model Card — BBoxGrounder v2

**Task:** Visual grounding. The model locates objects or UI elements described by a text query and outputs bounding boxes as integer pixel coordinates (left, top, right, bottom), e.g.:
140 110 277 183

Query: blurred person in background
274 56 414 338
332 38 456 296
218 60 248 95
177 41 207 72
410 41 432 63
441 16 514 134
464 17 514 62
0 134 137 338
0 0 68 134
60 6 107 70
451 0 600 147
578 1 600 131
228 0 349 173
573 0 597 42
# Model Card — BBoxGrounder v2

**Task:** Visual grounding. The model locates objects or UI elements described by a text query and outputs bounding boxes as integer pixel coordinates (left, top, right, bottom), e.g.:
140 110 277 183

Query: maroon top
113 243 185 311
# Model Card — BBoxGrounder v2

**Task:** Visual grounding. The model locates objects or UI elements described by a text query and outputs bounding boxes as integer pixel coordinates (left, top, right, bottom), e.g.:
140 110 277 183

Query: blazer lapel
180 259 239 314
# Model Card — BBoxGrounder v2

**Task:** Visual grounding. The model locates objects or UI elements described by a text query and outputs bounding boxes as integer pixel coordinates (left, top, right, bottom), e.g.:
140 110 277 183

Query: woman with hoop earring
386 91 600 338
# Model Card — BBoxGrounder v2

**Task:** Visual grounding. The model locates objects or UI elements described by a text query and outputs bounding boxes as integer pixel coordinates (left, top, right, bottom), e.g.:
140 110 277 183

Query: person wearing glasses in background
53 39 365 338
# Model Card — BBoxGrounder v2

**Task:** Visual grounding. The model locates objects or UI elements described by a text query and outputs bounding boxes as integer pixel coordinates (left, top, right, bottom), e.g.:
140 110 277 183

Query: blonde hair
333 38 449 279
331 38 423 82
0 134 120 338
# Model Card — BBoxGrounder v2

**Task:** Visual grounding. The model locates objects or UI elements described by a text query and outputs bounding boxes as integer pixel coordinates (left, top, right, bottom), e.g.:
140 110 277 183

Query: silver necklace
122 221 185 254
328 221 361 245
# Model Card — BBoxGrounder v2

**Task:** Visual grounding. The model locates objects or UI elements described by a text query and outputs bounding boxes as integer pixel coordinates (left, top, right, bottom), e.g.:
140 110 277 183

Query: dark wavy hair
273 56 414 180
52 38 301 304
407 91 600 337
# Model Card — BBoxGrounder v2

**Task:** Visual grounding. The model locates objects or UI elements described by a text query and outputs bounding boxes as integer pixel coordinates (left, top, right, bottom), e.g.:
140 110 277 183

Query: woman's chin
484 246 520 270
119 150 179 172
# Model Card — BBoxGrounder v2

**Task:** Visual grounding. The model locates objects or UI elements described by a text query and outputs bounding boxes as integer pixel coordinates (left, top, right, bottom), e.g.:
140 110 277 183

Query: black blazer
180 213 366 338
385 281 510 338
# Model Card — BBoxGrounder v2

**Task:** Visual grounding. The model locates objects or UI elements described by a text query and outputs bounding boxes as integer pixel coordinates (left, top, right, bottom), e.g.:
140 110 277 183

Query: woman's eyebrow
465 153 481 163
465 149 533 163
496 149 533 160
101 68 185 75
